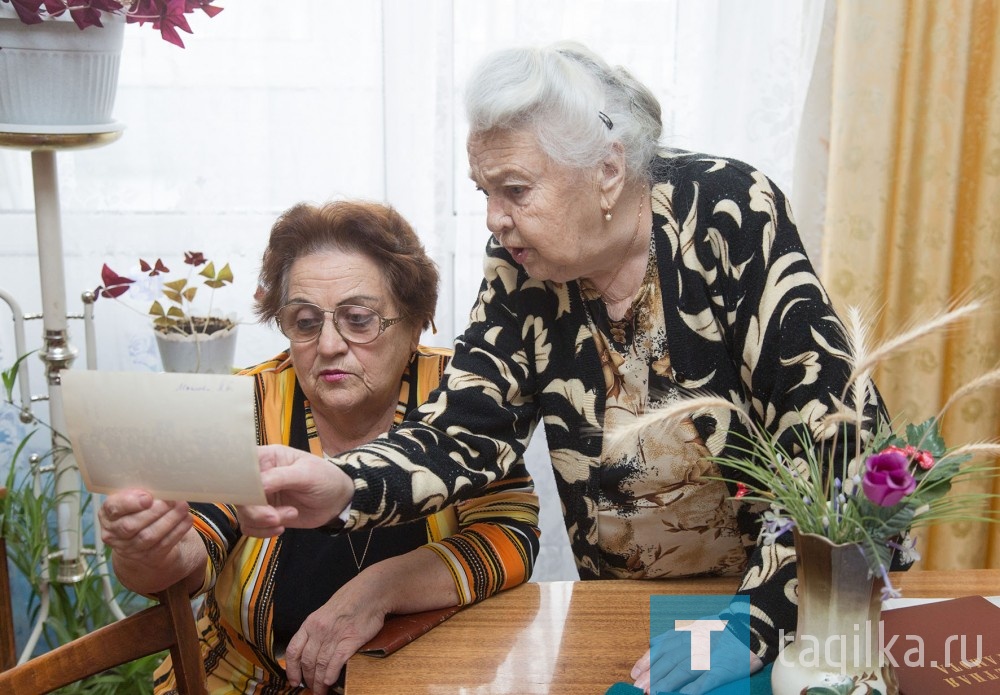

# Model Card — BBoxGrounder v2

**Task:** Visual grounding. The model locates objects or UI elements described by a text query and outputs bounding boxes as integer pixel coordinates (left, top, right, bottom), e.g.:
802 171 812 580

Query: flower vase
771 530 898 695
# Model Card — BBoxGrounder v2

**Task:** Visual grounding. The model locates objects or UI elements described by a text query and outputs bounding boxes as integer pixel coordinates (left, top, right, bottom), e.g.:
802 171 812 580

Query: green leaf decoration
148 301 166 318
904 418 947 458
163 278 188 293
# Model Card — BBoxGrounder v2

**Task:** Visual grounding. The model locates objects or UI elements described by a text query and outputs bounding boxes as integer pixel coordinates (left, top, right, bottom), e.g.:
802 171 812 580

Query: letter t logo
674 619 728 670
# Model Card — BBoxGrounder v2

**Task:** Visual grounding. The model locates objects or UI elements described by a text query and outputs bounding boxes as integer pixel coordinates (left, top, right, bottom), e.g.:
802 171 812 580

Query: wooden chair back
0 577 207 694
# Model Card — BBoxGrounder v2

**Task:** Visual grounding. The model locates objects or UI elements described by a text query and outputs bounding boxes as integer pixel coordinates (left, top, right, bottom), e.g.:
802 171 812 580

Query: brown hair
254 200 439 331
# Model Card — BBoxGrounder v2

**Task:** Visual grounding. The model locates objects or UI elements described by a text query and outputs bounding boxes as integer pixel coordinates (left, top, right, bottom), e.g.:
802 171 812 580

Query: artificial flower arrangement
611 300 1000 599
1 0 223 47
95 251 235 337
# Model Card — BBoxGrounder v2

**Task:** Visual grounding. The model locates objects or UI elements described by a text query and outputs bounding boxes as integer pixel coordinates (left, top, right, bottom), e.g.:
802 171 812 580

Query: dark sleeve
680 158 886 661
336 244 542 529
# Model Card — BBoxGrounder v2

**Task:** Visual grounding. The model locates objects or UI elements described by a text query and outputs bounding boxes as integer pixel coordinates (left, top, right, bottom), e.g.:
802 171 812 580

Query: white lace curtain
1 0 828 361
0 0 830 581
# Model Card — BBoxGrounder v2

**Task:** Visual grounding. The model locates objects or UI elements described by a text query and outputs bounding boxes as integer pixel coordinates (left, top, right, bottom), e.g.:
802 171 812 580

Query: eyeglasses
276 302 406 345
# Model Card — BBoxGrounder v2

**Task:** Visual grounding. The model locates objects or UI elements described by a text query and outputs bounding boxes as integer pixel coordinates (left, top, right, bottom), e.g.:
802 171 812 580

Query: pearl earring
604 210 613 222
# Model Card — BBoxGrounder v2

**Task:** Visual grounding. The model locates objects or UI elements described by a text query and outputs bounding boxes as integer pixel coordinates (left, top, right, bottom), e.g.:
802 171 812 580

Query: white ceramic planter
154 322 239 375
0 9 125 126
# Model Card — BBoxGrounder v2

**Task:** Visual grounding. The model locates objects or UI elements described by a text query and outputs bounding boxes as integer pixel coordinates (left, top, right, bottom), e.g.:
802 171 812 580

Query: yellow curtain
821 0 1000 569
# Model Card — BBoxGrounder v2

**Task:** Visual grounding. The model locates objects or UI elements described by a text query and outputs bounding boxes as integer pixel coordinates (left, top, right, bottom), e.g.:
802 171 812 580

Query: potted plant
95 251 239 374
0 0 223 126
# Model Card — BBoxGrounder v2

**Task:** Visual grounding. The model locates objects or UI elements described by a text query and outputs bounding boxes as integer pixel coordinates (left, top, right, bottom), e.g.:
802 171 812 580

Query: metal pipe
81 290 97 371
0 288 35 422
29 150 84 583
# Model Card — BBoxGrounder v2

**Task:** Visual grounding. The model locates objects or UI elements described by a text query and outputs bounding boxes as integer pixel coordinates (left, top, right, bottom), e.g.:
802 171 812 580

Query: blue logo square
648 594 752 695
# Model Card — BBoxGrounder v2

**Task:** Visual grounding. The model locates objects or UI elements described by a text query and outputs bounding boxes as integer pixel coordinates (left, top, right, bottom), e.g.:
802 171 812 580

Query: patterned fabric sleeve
187 502 241 595
337 274 542 528
423 467 540 605
397 347 541 605
656 153 885 661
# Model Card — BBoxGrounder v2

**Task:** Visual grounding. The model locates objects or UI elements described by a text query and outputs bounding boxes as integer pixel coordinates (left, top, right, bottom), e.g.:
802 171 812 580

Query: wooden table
344 569 1000 695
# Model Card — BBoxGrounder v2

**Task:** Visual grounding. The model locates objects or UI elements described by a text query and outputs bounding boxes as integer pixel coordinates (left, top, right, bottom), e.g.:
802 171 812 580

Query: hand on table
283 575 390 695
237 444 355 537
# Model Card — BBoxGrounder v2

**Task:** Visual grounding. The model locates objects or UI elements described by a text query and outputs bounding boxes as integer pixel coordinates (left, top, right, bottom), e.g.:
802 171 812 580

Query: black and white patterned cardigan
337 149 882 660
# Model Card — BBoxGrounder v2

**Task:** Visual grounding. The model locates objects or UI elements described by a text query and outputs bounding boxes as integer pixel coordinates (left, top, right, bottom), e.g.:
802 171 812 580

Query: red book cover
881 595 1000 694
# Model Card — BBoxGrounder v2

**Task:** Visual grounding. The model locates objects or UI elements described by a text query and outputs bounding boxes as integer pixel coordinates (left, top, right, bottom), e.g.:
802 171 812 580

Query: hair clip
598 111 613 130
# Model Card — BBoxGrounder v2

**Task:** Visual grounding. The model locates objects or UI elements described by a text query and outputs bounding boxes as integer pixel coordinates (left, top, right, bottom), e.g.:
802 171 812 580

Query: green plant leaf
904 418 948 458
202 262 234 288
2 351 36 403
163 278 188 293
148 301 166 318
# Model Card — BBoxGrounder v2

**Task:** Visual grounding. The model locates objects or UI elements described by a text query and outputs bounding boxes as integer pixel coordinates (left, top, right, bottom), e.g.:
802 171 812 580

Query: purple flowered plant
1 0 223 48
606 301 1000 601
94 251 235 335
862 450 917 506
719 415 997 599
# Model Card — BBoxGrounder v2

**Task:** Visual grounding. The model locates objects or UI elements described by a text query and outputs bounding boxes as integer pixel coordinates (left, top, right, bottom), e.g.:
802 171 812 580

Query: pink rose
885 443 936 471
913 449 935 470
862 450 917 506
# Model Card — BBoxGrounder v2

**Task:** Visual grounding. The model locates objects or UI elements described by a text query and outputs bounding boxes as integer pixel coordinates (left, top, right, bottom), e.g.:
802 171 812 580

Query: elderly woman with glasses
98 200 540 695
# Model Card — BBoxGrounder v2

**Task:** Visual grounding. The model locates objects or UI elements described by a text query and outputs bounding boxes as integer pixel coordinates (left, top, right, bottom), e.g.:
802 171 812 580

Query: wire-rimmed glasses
276 302 406 345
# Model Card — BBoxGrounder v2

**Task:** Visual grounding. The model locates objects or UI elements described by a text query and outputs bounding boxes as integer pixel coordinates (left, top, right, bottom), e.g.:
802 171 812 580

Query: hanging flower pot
0 8 125 127
770 530 898 695
0 0 223 128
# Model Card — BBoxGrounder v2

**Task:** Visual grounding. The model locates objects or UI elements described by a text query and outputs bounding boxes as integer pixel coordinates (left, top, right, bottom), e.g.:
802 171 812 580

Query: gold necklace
596 189 645 304
347 529 375 573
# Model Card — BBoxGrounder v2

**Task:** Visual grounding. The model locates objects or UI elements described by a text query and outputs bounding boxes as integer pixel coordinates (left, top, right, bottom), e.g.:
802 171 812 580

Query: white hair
464 41 663 182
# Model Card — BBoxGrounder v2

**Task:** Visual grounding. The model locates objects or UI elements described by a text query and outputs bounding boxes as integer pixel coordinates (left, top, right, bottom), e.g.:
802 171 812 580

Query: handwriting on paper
61 370 266 505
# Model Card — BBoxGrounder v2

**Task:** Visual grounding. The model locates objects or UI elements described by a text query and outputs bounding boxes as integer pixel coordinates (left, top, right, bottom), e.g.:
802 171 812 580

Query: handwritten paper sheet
60 370 266 505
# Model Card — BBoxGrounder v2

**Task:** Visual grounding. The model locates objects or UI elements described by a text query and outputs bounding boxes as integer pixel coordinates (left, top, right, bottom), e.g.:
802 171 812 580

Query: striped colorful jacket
154 347 539 694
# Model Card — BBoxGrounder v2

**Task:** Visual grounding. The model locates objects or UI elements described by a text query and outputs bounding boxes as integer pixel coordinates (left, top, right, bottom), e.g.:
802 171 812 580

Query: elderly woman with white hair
242 41 885 693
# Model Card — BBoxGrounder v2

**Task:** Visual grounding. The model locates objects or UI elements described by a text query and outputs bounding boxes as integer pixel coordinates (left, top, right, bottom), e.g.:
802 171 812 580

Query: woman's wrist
318 453 355 532
317 500 352 532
